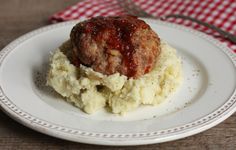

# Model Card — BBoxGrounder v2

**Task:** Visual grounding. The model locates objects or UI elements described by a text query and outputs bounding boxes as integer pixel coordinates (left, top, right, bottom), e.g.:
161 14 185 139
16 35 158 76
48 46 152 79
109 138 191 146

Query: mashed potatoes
47 41 182 114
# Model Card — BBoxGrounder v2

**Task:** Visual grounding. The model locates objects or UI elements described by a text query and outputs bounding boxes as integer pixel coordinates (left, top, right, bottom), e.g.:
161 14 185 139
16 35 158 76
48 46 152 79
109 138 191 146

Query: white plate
0 19 235 146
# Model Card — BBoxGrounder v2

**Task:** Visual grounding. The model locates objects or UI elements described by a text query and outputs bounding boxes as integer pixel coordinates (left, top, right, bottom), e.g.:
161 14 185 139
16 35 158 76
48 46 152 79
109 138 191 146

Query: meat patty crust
70 15 161 78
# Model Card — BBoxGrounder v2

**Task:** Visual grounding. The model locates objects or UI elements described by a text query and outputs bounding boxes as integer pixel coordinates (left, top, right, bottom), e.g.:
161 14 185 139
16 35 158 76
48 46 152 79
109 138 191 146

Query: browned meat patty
70 15 161 78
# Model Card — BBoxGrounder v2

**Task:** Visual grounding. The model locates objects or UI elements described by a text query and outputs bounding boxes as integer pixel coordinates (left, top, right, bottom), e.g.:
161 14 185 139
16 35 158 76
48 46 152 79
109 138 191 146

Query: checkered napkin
50 0 236 53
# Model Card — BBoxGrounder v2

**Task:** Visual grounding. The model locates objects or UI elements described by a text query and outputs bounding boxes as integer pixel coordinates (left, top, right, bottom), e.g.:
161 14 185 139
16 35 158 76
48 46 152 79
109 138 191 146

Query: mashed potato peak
47 41 182 114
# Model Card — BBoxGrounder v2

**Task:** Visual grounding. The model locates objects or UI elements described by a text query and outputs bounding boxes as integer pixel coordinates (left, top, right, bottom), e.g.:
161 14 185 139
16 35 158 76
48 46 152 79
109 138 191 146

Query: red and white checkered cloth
50 0 236 53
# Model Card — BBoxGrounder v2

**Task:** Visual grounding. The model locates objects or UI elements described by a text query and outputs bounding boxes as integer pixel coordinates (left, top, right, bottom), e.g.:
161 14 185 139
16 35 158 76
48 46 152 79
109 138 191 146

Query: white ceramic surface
0 19 235 146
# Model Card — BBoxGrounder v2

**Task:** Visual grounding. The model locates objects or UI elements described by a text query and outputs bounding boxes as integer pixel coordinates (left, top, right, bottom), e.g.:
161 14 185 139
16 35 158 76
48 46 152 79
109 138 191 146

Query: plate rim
0 19 235 146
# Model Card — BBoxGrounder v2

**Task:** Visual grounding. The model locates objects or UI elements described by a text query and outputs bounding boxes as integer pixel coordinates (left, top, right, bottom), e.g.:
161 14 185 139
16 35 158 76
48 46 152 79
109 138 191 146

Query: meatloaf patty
70 16 161 78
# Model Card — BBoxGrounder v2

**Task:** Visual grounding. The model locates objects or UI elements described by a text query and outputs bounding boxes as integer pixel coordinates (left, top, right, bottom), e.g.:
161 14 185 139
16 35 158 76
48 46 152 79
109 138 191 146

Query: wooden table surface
0 0 235 149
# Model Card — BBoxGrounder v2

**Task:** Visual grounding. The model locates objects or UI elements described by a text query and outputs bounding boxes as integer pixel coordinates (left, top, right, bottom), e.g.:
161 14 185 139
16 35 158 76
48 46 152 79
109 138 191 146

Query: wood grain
0 0 235 149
